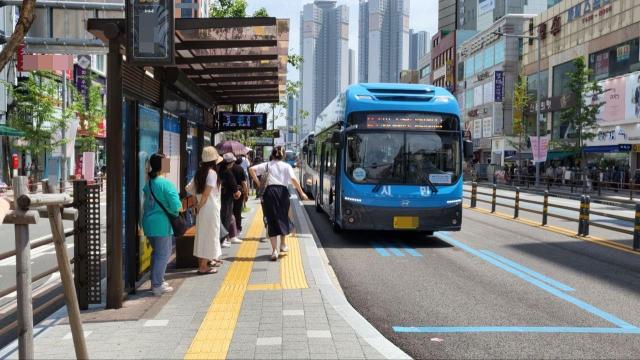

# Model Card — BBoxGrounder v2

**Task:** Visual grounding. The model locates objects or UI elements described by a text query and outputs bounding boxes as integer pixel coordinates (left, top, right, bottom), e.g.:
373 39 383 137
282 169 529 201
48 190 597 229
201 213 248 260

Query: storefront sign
126 0 174 65
432 66 446 81
250 137 274 146
482 117 492 138
632 144 640 152
550 16 561 36
586 123 640 147
592 71 640 125
476 71 491 82
527 94 576 114
478 138 491 149
530 135 550 163
494 71 504 102
75 55 91 100
567 0 613 23
473 119 482 139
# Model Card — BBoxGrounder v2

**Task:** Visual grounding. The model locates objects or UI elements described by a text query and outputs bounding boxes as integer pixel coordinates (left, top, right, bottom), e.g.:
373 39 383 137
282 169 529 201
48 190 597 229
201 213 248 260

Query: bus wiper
423 176 438 194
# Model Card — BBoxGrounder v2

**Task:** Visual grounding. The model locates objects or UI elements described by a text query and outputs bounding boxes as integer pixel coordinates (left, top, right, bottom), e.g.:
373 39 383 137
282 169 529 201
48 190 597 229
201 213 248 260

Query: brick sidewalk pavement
0 198 408 360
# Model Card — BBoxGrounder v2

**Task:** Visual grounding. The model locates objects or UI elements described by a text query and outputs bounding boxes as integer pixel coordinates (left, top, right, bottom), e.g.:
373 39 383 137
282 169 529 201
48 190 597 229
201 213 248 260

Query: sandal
211 261 222 268
197 268 218 275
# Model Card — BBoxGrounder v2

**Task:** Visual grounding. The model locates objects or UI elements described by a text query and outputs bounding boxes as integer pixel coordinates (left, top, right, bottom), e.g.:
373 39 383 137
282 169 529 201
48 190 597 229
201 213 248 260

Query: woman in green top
142 153 182 296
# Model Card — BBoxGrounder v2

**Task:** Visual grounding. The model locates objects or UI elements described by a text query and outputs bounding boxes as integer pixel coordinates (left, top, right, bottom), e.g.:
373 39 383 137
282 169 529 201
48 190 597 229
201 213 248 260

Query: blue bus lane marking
480 250 574 292
371 242 391 257
384 243 405 257
394 241 423 257
391 232 639 334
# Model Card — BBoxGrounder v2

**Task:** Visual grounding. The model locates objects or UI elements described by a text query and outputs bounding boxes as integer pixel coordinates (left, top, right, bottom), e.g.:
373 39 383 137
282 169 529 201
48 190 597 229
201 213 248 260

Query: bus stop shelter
87 16 289 308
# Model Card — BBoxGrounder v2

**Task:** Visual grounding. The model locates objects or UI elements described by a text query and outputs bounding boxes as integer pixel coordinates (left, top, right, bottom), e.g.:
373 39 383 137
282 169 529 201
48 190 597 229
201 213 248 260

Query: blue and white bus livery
299 83 473 234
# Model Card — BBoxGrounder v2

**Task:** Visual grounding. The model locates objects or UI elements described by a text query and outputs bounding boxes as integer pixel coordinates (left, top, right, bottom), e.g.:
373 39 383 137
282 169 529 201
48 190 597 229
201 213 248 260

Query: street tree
0 0 36 72
73 72 106 153
510 71 533 182
559 56 605 192
8 72 70 179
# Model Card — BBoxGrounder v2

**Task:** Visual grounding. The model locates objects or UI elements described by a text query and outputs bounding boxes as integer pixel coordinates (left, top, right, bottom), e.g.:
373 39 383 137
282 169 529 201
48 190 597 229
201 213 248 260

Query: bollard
578 195 586 236
633 203 640 251
514 187 520 219
630 182 634 201
491 184 497 213
542 190 549 226
598 183 602 197
471 182 477 208
583 196 591 236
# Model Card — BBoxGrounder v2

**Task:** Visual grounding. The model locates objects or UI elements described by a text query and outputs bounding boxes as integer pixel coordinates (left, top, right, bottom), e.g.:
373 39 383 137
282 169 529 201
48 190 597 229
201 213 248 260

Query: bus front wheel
332 220 342 234
315 197 322 213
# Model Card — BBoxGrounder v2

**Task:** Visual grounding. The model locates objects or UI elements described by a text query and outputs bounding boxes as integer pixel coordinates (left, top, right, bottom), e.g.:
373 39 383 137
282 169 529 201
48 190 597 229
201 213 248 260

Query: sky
245 0 439 82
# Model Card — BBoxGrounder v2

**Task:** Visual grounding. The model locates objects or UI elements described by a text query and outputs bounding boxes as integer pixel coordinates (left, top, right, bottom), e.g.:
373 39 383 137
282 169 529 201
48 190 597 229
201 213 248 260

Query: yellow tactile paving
184 207 263 360
280 234 309 289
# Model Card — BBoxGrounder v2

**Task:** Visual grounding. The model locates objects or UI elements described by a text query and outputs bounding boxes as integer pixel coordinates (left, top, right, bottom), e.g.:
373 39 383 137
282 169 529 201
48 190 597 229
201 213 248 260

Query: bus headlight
348 217 355 224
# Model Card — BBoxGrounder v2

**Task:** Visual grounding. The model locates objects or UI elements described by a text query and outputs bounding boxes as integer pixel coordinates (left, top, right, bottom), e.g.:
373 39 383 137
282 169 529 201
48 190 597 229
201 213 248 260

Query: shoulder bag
257 163 270 198
149 181 188 237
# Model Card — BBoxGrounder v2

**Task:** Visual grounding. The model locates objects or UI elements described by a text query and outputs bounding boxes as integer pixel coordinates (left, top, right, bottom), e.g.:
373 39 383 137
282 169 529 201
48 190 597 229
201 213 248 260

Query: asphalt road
305 203 640 359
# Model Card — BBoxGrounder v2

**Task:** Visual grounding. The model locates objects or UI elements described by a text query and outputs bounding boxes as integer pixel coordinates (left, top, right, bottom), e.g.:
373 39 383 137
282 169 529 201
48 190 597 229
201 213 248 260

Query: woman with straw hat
186 146 223 274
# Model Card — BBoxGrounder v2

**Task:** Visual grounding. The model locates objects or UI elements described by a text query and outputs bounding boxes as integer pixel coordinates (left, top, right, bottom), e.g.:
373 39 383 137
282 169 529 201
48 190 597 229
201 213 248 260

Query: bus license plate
393 216 419 229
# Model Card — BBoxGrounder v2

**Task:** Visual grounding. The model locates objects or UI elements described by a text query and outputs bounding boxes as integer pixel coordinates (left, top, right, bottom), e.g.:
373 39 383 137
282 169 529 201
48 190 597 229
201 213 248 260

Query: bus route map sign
126 0 174 65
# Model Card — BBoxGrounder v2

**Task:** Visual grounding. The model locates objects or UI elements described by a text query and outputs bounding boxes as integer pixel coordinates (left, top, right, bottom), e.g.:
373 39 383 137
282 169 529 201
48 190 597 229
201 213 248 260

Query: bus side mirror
331 131 341 147
463 140 473 160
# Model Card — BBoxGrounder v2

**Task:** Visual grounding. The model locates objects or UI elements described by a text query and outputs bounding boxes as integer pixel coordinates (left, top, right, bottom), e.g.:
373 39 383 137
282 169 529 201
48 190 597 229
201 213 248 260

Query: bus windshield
346 130 460 186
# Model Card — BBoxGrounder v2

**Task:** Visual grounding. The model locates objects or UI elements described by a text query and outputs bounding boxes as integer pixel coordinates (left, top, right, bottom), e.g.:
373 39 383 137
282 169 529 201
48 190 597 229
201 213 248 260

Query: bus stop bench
175 196 198 268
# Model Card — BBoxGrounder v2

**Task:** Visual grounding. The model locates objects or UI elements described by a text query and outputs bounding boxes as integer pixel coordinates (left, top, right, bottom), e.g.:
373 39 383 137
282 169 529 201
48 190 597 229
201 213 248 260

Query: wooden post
13 176 33 359
42 181 89 359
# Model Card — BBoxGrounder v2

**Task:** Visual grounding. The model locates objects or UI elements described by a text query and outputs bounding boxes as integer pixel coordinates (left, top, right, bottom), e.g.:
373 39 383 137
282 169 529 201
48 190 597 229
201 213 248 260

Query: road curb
290 196 412 360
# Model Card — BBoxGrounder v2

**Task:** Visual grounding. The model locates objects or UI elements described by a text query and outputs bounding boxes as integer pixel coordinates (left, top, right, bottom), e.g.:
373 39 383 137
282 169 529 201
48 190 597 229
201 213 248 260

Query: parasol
216 140 249 156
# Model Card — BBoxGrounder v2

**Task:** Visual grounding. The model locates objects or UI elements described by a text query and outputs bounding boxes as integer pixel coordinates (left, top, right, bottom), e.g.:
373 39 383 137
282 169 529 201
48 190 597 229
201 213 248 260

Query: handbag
257 163 270 198
149 181 188 237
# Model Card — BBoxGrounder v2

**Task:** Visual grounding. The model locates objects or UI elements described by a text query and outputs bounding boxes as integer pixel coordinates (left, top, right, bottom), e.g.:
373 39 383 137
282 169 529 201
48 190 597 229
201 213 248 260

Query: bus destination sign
366 114 445 130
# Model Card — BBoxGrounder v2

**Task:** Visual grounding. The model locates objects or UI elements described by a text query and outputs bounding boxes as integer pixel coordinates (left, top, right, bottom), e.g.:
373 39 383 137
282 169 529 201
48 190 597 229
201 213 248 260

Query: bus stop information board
218 112 268 131
126 0 174 65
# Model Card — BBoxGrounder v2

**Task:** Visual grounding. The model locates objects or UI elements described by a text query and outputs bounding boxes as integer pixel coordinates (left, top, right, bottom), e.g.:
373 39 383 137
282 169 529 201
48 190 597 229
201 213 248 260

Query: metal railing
465 182 640 251
0 229 75 299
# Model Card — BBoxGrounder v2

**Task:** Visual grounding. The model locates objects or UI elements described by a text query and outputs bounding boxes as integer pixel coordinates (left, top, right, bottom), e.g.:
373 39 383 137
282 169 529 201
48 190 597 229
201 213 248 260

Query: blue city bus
299 83 472 234
284 150 297 167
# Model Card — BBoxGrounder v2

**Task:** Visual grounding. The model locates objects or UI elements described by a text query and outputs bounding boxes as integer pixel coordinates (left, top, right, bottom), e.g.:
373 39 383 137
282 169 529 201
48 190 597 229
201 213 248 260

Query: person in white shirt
249 146 308 261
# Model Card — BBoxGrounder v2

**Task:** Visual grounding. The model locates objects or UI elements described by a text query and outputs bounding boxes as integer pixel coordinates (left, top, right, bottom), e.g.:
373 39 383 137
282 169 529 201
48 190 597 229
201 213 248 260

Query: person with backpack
142 153 182 296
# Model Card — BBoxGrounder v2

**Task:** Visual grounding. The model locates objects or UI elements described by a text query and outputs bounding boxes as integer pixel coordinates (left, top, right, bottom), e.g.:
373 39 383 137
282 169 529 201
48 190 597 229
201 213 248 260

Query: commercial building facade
458 14 535 165
521 0 640 170
300 0 349 138
431 29 475 93
358 0 410 83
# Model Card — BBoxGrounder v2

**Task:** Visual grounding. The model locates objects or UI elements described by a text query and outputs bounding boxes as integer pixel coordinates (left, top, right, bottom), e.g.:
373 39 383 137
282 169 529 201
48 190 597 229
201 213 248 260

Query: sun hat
202 146 222 164
223 152 237 163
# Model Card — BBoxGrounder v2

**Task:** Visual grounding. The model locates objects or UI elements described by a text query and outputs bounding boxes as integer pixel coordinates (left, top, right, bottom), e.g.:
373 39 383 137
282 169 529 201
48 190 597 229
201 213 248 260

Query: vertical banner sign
494 71 504 102
76 55 91 99
126 0 174 65
16 44 25 71
529 135 550 163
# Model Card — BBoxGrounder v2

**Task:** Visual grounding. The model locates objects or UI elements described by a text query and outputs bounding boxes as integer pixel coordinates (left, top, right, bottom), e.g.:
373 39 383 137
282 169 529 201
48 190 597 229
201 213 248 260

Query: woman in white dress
186 146 222 275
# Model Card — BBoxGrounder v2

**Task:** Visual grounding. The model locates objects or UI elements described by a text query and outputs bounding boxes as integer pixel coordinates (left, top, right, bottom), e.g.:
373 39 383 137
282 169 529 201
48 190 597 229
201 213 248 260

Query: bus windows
405 133 459 185
346 132 404 184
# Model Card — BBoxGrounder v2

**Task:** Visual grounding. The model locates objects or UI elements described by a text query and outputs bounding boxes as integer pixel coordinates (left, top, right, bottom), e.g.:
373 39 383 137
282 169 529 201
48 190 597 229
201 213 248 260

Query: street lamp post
494 29 542 186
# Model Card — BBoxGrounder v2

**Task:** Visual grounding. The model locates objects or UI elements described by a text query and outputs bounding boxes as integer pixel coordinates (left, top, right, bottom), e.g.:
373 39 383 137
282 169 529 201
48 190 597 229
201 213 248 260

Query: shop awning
0 125 24 137
583 145 631 153
87 17 289 107
547 151 577 160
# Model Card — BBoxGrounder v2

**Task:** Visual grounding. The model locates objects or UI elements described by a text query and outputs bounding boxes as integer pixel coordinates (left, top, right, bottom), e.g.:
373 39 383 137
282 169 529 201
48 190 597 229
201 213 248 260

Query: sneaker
280 245 289 253
221 240 231 248
152 284 173 296
230 237 243 244
270 249 279 261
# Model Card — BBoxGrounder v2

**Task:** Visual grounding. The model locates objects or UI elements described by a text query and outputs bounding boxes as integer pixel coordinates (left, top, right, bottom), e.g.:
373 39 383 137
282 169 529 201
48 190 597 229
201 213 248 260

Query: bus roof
344 83 460 116
314 83 461 135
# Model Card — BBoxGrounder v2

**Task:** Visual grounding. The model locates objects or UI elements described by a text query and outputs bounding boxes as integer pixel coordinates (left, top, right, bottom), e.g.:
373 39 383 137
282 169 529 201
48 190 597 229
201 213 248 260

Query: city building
286 94 299 145
409 29 430 70
300 0 349 138
418 51 432 84
438 0 457 32
349 49 356 84
521 0 640 170
431 29 475 93
457 0 477 30
457 14 535 165
358 0 410 83
476 0 547 33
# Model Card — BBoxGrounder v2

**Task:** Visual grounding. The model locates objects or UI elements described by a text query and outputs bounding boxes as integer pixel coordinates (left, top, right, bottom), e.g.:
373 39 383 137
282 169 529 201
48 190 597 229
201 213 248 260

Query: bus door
322 142 338 218
318 143 326 206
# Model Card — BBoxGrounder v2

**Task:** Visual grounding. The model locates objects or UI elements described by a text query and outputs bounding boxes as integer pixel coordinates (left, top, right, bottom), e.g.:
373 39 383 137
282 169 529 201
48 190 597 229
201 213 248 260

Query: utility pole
60 72 67 193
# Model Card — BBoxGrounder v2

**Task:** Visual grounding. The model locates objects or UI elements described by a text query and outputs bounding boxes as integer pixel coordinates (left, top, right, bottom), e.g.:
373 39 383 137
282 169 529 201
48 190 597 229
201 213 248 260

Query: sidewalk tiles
0 199 403 360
